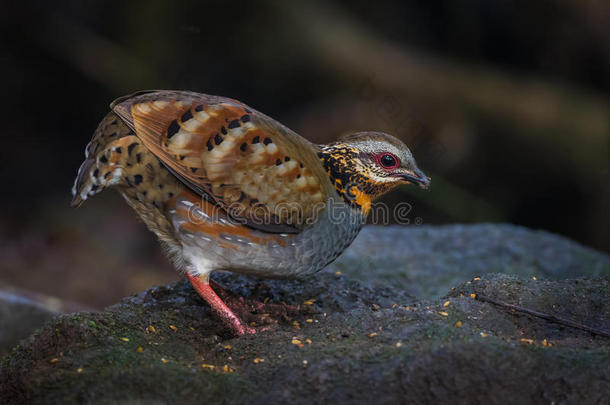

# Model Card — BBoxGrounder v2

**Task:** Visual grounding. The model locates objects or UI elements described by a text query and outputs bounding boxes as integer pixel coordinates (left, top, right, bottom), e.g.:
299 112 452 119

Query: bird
72 90 430 335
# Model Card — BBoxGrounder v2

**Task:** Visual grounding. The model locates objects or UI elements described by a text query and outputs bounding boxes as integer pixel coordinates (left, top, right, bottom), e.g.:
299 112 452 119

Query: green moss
1 274 608 404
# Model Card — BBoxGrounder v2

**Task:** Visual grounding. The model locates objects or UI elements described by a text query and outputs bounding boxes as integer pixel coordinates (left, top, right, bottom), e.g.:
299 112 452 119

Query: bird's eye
374 153 400 170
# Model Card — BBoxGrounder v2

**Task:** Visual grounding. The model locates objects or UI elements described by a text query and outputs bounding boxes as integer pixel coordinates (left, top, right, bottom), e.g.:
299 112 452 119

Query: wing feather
111 90 332 233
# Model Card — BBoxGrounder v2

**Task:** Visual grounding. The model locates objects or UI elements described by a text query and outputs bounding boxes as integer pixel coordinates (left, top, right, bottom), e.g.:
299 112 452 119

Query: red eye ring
373 152 400 171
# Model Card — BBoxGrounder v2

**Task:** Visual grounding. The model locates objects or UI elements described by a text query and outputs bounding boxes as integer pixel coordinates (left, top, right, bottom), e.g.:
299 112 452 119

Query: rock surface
0 291 58 357
333 224 610 298
1 224 609 404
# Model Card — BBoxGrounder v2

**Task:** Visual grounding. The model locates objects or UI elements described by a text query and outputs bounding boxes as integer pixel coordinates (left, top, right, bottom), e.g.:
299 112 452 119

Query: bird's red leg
209 279 315 318
186 273 256 336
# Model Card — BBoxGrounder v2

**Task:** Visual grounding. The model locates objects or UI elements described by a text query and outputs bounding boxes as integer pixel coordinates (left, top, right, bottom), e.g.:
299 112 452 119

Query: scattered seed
49 358 59 364
306 319 313 323
532 276 537 281
542 339 548 347
291 338 303 345
120 337 130 342
137 346 143 353
161 358 169 363
263 297 270 304
303 300 315 305
480 332 488 338
169 325 178 332
392 303 398 308
305 339 312 344
222 364 234 373
335 271 342 276
473 277 481 281
147 325 156 333
368 332 378 338
77 368 83 373
520 338 534 344
253 358 265 364
439 311 449 317
201 363 215 370
455 321 463 328
224 345 232 350
443 301 450 307
396 342 403 348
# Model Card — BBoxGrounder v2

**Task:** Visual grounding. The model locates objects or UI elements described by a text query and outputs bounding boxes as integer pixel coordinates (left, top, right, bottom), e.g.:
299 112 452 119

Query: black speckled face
318 132 429 212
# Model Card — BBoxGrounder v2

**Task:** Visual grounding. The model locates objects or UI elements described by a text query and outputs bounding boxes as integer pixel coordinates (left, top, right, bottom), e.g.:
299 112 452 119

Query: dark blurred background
1 0 608 308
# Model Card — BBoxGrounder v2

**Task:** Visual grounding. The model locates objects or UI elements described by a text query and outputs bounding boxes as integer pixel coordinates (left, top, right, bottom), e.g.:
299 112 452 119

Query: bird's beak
396 168 430 189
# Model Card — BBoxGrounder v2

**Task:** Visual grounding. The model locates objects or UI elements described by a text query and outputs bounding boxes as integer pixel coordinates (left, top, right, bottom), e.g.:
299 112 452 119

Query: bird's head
319 131 430 213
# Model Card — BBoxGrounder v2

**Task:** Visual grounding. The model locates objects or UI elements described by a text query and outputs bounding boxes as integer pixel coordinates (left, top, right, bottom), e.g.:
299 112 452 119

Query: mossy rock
333 224 610 298
1 272 608 404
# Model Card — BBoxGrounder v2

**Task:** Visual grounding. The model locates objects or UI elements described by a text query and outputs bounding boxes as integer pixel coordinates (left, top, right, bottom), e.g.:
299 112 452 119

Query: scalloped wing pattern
111 91 331 233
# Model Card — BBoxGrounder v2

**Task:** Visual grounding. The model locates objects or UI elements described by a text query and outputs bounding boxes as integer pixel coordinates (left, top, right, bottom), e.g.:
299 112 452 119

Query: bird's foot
209 279 317 327
187 274 316 336
187 274 256 336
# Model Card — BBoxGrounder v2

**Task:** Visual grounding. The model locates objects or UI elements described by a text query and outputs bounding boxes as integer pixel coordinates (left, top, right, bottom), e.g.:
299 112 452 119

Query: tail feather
71 158 95 206
71 112 135 206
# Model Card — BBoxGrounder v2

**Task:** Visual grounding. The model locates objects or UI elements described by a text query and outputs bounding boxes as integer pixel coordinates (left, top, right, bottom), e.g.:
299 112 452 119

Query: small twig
475 294 610 339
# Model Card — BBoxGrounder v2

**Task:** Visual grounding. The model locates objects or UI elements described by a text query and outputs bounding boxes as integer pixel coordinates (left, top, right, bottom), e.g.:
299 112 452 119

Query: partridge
72 90 429 335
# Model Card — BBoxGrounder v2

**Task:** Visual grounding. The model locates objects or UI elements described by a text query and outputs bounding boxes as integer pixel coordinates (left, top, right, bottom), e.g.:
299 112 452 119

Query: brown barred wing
110 90 332 233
